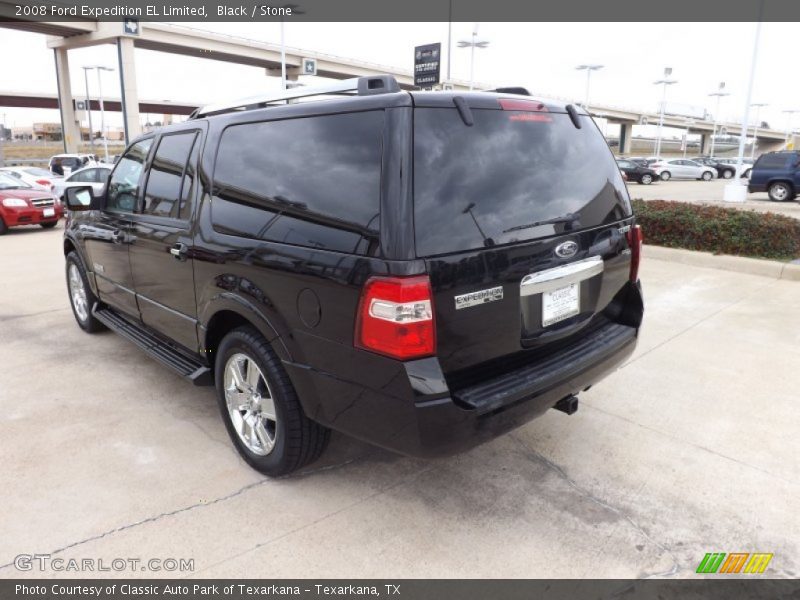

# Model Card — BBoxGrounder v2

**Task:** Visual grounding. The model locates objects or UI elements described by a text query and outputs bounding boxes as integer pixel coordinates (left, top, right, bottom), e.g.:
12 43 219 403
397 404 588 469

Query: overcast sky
2 21 798 135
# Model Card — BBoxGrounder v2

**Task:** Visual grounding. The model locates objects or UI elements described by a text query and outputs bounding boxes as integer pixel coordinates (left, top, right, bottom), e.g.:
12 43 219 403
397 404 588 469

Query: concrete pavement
1 225 798 579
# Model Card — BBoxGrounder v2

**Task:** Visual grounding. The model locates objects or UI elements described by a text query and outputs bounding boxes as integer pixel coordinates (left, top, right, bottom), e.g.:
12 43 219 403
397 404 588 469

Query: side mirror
65 186 96 211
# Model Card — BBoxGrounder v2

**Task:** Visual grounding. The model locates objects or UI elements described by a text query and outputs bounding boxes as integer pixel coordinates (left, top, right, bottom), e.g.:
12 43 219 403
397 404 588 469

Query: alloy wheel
68 264 89 322
224 352 277 456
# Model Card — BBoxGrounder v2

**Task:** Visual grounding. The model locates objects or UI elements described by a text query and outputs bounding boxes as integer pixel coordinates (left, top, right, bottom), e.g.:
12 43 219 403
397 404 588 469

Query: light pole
724 3 763 203
93 66 114 163
575 64 603 108
683 118 695 158
653 68 677 158
80 66 96 155
279 4 304 91
782 109 799 149
749 102 768 159
708 81 728 157
457 24 489 91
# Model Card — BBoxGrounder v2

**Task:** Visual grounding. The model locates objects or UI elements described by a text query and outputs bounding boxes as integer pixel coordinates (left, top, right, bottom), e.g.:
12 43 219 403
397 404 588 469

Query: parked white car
0 166 63 192
650 159 717 181
52 164 113 200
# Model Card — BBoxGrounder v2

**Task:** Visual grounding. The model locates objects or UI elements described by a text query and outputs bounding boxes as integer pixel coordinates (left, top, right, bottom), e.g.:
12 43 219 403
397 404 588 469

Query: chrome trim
32 198 55 207
520 256 604 296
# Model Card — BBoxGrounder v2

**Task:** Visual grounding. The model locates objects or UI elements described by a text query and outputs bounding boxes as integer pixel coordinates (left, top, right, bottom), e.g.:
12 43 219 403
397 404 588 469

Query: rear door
129 128 204 351
412 100 634 375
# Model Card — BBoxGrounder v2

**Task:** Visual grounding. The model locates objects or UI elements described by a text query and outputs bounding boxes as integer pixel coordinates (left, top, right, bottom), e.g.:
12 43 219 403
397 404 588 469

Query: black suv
63 76 644 476
748 151 800 202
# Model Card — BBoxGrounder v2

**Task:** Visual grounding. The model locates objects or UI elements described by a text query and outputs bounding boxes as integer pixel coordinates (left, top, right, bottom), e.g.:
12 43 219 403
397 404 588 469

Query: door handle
170 242 189 260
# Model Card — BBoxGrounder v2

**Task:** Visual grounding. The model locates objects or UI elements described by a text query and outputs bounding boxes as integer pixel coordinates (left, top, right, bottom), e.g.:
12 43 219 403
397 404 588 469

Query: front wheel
639 173 653 185
660 171 671 181
701 171 713 181
66 252 105 333
768 182 792 202
721 169 733 179
215 326 330 476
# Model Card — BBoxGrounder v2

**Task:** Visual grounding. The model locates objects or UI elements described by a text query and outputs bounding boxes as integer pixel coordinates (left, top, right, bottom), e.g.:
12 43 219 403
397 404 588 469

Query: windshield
413 107 631 257
0 173 31 189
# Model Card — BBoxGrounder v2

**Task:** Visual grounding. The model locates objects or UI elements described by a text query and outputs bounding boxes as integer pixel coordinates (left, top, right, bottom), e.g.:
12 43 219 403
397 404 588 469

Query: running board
93 306 213 386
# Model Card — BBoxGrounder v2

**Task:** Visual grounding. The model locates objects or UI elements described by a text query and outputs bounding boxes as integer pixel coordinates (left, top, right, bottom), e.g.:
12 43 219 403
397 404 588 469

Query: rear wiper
503 213 580 233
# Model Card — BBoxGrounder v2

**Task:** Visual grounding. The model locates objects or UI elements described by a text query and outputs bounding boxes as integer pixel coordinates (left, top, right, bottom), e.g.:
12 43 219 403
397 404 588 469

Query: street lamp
84 65 114 163
683 118 696 158
575 64 603 108
279 4 304 91
782 109 800 149
457 24 489 91
653 68 677 158
708 81 729 157
749 102 768 159
80 66 96 154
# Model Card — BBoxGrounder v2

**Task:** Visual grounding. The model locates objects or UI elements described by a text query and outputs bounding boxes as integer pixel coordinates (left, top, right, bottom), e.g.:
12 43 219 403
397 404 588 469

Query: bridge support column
117 37 141 144
53 47 80 153
619 122 633 154
700 133 712 155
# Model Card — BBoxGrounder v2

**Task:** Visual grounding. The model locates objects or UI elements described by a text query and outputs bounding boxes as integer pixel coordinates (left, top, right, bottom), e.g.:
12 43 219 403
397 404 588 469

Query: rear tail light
626 225 643 282
355 275 436 360
36 179 51 187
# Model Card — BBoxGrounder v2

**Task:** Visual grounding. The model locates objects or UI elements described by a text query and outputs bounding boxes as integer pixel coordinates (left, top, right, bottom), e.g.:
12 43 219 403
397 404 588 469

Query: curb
644 245 800 282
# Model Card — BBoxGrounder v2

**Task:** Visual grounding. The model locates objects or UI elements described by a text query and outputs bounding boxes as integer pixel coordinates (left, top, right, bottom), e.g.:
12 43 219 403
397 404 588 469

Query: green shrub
630 199 800 260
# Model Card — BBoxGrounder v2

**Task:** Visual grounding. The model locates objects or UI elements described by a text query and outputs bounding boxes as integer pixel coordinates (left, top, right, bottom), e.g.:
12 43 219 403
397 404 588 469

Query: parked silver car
52 164 113 200
650 159 717 181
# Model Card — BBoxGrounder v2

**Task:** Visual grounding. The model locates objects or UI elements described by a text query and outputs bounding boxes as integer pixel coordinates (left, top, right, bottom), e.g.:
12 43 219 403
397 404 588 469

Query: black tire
40 221 58 229
215 326 330 476
65 251 105 333
721 169 733 179
639 173 653 185
660 171 671 181
701 170 713 181
768 182 793 202
0 217 7 235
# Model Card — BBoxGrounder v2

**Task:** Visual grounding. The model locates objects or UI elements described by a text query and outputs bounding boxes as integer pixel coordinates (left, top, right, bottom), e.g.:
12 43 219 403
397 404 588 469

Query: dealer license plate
542 283 579 327
43 208 55 218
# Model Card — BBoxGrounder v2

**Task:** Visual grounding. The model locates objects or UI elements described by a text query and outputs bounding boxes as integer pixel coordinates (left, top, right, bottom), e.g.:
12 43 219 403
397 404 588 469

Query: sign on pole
302 58 317 76
414 43 441 88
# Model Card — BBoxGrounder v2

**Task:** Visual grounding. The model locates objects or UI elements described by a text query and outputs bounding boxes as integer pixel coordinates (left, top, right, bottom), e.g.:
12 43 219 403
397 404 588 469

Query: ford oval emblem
555 241 578 258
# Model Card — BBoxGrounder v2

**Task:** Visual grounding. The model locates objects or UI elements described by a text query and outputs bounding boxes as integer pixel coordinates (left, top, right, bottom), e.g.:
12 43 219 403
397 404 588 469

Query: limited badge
454 286 504 310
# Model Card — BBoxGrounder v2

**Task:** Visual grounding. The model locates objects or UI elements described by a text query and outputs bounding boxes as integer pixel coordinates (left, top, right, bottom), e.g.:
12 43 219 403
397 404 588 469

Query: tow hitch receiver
554 394 579 415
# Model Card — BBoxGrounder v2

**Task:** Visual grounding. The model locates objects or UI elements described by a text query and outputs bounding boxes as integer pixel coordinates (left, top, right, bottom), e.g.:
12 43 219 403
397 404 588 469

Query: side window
211 111 383 256
107 139 153 213
755 154 788 169
70 169 92 183
142 132 198 219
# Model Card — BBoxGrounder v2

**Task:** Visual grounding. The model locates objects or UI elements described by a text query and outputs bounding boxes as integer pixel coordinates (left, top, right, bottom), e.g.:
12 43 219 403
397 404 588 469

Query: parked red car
0 172 63 234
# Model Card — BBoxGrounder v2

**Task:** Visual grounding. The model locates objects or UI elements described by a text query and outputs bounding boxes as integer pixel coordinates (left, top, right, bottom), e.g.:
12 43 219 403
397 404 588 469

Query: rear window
413 107 631 257
755 154 790 169
212 111 383 256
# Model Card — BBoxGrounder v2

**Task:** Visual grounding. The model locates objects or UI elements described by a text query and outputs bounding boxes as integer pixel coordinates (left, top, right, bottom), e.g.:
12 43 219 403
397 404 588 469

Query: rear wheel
721 169 733 179
768 182 792 202
639 173 653 185
40 222 58 229
660 171 671 181
66 252 105 333
215 326 330 476
701 170 713 181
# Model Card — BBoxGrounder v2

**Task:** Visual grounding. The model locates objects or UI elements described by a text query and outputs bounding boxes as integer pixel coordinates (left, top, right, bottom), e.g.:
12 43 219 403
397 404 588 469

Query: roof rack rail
190 75 401 119
486 87 531 96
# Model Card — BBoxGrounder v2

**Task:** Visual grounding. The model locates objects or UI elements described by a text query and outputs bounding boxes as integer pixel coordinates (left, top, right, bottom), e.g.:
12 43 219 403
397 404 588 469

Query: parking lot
1 225 798 579
628 177 800 221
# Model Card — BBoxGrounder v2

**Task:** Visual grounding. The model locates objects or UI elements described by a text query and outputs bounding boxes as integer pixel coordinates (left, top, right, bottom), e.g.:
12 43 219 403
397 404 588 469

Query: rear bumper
747 182 766 193
285 284 643 458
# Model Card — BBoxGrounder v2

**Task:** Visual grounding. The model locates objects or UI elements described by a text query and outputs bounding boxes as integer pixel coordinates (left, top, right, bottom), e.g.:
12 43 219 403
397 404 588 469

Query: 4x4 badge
555 241 578 258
